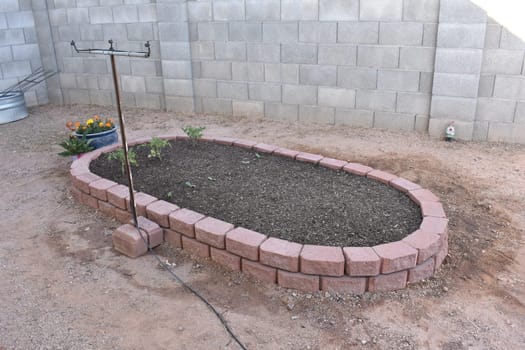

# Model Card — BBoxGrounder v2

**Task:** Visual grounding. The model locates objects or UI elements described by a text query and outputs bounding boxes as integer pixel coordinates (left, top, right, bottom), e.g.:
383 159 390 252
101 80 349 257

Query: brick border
70 136 448 293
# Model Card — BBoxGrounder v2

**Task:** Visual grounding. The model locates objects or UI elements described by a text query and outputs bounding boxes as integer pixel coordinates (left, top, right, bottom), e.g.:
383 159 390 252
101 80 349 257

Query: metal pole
109 53 139 227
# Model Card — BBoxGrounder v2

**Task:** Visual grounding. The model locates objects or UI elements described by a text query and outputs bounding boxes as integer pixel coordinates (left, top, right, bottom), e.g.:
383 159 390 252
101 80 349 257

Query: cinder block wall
0 0 47 106
1 0 525 143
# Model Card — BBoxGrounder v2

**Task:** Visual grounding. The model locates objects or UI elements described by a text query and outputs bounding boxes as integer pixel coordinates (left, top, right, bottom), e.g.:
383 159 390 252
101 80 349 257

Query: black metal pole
109 53 138 227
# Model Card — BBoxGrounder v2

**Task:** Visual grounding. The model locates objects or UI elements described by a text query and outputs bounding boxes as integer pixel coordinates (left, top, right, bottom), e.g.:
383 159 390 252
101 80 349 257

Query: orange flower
94 115 100 121
74 121 81 128
105 122 112 127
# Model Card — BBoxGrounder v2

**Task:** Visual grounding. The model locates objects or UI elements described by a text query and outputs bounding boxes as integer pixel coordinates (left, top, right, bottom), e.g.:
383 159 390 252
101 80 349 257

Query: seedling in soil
182 126 205 141
184 181 196 188
166 191 173 199
255 152 262 159
107 148 138 175
147 137 171 160
207 176 216 181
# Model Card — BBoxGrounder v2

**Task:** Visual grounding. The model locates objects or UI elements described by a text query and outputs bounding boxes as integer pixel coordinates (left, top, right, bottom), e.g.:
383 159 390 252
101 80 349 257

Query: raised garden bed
69 135 448 293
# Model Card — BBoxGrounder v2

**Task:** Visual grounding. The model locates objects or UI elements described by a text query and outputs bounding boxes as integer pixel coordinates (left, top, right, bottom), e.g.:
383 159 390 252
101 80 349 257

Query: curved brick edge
70 135 449 294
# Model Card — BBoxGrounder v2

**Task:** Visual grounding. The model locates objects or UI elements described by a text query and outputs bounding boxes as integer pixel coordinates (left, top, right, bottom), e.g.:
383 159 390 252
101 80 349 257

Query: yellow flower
98 122 104 127
86 118 94 125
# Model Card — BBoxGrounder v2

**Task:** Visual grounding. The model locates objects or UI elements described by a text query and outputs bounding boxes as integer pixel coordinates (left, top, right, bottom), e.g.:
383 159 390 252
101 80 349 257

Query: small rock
361 339 367 345
291 316 299 320
177 326 184 331
286 303 295 311
443 286 448 292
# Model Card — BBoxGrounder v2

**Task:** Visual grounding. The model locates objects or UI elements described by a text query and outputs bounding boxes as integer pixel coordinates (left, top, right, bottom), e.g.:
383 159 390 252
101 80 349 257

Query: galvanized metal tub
0 91 28 125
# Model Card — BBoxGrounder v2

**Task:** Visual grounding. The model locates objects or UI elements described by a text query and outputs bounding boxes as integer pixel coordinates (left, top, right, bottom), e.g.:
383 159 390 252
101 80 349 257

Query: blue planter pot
74 128 118 150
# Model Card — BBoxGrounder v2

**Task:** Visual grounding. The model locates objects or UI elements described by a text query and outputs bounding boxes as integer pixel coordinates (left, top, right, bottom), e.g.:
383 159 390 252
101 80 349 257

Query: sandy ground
0 104 524 350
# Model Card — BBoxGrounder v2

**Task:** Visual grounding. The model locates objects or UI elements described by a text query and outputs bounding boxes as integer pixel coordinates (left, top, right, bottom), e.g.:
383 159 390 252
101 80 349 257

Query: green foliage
166 191 173 199
184 181 196 188
181 126 205 140
147 137 171 160
107 148 138 175
58 135 94 156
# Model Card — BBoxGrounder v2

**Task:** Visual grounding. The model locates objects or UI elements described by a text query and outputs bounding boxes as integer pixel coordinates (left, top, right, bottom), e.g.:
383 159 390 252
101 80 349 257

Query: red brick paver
367 169 398 184
273 148 300 159
321 276 367 294
296 152 323 164
226 227 267 261
343 247 381 276
126 192 157 217
195 217 234 249
112 224 148 258
146 200 179 227
343 163 373 176
181 236 210 258
409 188 440 204
214 136 236 145
419 216 448 236
277 270 319 292
300 245 345 276
259 238 303 272
373 241 418 273
169 208 206 238
233 139 257 149
241 259 277 283
253 143 278 153
390 177 422 193
107 184 130 210
368 270 408 292
210 247 241 271
402 230 442 263
164 229 182 248
420 201 446 218
88 179 117 201
319 158 348 170
73 173 101 193
408 258 435 283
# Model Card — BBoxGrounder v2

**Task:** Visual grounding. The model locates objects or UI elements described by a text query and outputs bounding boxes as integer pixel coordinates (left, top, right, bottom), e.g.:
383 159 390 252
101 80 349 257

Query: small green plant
58 135 94 156
182 126 205 140
166 191 173 199
107 148 138 175
147 137 171 160
184 181 196 188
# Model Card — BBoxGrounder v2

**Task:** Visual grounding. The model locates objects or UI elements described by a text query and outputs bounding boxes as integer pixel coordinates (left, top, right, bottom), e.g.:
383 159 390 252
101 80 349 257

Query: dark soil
90 140 421 247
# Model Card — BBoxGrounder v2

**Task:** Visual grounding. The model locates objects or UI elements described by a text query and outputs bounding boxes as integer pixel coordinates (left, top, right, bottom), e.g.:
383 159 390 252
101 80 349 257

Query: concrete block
166 96 194 113
76 74 98 90
435 48 482 74
396 92 431 114
478 74 495 97
319 0 358 21
360 0 403 21
399 47 435 72
265 102 298 121
233 100 264 118
246 0 280 21
337 67 377 89
137 3 157 22
282 84 317 105
156 3 187 23
202 97 232 116
248 82 281 101
403 0 439 22
338 22 378 44
126 23 154 41
374 112 415 131
299 65 336 86
198 22 228 41
101 23 127 41
247 43 280 63
281 44 317 64
357 45 399 68
145 77 164 94
484 24 501 49
264 63 298 84
500 28 525 50
299 22 336 43
193 79 217 98
230 22 262 42
66 8 88 24
0 28 25 46
476 98 516 122
420 72 434 93
263 22 297 43
318 44 356 65
190 42 214 60
201 61 231 80
0 0 19 12
187 1 211 21
59 73 76 88
378 70 420 92
48 9 67 26
281 0 318 21
356 90 396 112
158 23 189 42
379 22 423 46
472 120 489 141
161 42 191 60
299 105 335 124
428 118 474 140
437 23 486 49
11 43 39 61
439 0 487 24
79 25 103 41
335 108 374 128
135 93 162 110
7 10 34 28
215 42 246 61
164 78 193 97
423 23 438 46
89 90 113 106
112 5 138 23
232 62 264 82
318 87 355 108
162 60 192 79
213 0 244 21
57 25 80 42
433 73 480 98
482 49 524 75
487 122 525 144
218 81 248 100
430 96 477 121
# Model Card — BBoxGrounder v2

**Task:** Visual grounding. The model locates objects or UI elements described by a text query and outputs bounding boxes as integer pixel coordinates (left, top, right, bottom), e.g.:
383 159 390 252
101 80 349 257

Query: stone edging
69 135 449 294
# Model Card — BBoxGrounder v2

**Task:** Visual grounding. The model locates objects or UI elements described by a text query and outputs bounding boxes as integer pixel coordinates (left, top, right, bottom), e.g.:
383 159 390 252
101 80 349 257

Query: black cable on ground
132 222 248 350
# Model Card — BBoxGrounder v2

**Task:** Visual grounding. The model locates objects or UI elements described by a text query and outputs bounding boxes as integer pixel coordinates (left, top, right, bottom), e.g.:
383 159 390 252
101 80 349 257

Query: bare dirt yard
1 104 524 349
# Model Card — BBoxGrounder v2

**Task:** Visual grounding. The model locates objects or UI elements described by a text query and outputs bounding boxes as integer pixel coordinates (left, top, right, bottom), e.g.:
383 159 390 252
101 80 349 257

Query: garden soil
0 104 524 349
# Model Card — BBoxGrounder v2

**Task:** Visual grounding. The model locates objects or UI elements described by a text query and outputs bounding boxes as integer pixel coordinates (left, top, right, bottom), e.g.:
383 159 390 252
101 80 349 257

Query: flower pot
74 127 118 150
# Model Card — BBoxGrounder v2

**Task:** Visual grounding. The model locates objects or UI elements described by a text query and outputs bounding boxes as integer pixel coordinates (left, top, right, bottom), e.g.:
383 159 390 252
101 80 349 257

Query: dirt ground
1 104 524 350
